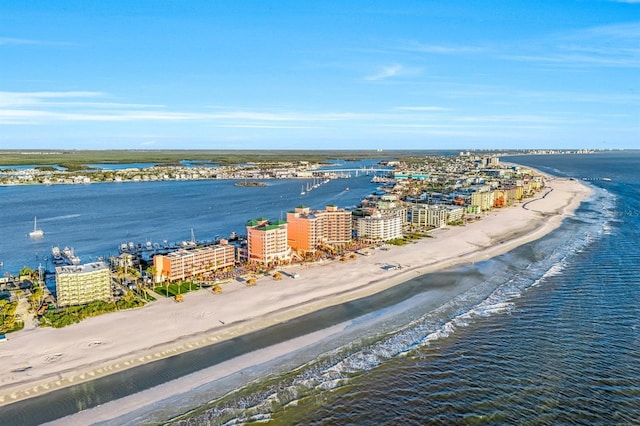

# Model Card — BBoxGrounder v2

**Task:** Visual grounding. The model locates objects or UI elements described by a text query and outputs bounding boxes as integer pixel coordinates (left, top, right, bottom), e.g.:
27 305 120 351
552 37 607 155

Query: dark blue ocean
1 152 639 425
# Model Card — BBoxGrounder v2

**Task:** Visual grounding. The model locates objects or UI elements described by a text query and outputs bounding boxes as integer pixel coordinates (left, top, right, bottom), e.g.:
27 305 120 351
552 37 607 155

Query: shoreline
0 173 593 416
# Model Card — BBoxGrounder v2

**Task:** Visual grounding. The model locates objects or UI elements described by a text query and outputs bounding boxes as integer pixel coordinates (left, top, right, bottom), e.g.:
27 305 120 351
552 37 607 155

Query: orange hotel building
153 243 236 283
246 218 291 265
286 205 352 253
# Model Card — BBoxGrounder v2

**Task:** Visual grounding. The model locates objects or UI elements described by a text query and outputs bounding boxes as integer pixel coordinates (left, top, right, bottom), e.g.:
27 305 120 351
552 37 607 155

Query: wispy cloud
500 22 640 68
0 91 105 108
403 42 486 55
364 64 421 81
0 37 75 47
217 124 321 129
0 91 396 126
581 21 640 39
0 89 612 141
394 106 452 112
364 64 402 81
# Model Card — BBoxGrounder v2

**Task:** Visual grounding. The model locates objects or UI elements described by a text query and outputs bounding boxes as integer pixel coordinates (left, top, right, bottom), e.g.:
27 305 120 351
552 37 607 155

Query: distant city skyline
1 1 638 150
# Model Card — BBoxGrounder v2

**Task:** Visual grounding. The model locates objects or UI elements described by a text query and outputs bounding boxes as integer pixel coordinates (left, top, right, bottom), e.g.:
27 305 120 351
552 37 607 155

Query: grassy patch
153 281 199 297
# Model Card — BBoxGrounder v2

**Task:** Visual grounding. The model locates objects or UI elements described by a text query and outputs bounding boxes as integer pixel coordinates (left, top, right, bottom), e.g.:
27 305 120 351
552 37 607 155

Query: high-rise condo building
246 218 291 265
354 211 403 242
286 205 352 253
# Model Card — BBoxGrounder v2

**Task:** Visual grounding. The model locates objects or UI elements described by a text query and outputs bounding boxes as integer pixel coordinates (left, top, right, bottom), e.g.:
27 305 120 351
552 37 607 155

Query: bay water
2 153 639 425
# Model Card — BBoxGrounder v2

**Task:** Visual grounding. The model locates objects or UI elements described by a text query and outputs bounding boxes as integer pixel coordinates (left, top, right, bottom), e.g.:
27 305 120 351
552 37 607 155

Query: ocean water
162 152 639 425
2 152 639 425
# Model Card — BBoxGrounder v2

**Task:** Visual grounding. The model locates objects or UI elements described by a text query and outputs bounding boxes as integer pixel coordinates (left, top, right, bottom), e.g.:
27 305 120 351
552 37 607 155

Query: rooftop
56 261 108 275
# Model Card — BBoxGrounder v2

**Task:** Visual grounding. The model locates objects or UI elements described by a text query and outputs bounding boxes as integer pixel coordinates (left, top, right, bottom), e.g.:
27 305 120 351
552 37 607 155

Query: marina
0 159 383 278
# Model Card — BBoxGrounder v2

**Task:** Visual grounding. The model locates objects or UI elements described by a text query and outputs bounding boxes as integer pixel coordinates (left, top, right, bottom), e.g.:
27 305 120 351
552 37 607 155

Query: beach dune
0 175 592 418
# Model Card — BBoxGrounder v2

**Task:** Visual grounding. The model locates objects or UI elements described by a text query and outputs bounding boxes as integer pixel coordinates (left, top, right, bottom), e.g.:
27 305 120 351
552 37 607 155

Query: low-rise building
153 243 236 283
55 261 112 307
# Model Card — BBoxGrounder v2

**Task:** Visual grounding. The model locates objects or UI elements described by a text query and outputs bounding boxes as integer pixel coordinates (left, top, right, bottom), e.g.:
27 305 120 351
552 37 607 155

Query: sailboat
29 216 44 239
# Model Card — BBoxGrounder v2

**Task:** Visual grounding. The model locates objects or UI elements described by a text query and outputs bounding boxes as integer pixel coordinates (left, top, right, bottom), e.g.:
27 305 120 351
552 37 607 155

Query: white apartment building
410 205 465 228
355 211 403 242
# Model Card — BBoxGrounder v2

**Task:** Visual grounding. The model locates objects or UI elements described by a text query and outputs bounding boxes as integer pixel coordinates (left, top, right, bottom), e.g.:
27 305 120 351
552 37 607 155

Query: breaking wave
169 186 613 425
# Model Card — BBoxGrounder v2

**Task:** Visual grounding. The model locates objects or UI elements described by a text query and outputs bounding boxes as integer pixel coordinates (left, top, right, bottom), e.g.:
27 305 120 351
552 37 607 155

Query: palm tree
115 266 126 285
146 265 156 283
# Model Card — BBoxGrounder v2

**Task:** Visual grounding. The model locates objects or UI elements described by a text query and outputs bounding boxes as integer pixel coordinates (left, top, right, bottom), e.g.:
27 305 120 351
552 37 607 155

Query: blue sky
0 0 638 150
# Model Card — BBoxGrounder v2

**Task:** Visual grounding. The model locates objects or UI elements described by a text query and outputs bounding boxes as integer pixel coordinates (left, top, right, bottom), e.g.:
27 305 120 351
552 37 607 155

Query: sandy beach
0 175 592 416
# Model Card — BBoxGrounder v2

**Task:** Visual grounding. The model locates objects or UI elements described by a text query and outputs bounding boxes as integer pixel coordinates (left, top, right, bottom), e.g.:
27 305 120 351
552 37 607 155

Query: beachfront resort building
410 205 465 228
286 205 352 253
354 211 403 242
55 261 112 307
471 190 495 212
153 243 236 283
246 218 291 265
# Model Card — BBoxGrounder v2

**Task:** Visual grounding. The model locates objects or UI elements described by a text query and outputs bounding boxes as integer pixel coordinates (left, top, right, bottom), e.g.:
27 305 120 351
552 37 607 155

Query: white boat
29 217 44 239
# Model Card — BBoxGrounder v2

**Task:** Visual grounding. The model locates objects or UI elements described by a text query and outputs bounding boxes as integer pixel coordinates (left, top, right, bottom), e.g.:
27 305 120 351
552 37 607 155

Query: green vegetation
0 301 23 333
153 280 199 297
386 233 426 246
234 181 267 187
0 149 398 168
18 265 36 278
40 294 146 328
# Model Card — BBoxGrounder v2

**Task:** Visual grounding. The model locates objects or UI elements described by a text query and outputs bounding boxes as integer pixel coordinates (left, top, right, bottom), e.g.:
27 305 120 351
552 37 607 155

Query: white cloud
0 91 105 107
403 43 486 55
0 37 75 47
394 106 452 112
0 91 396 126
364 64 404 81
